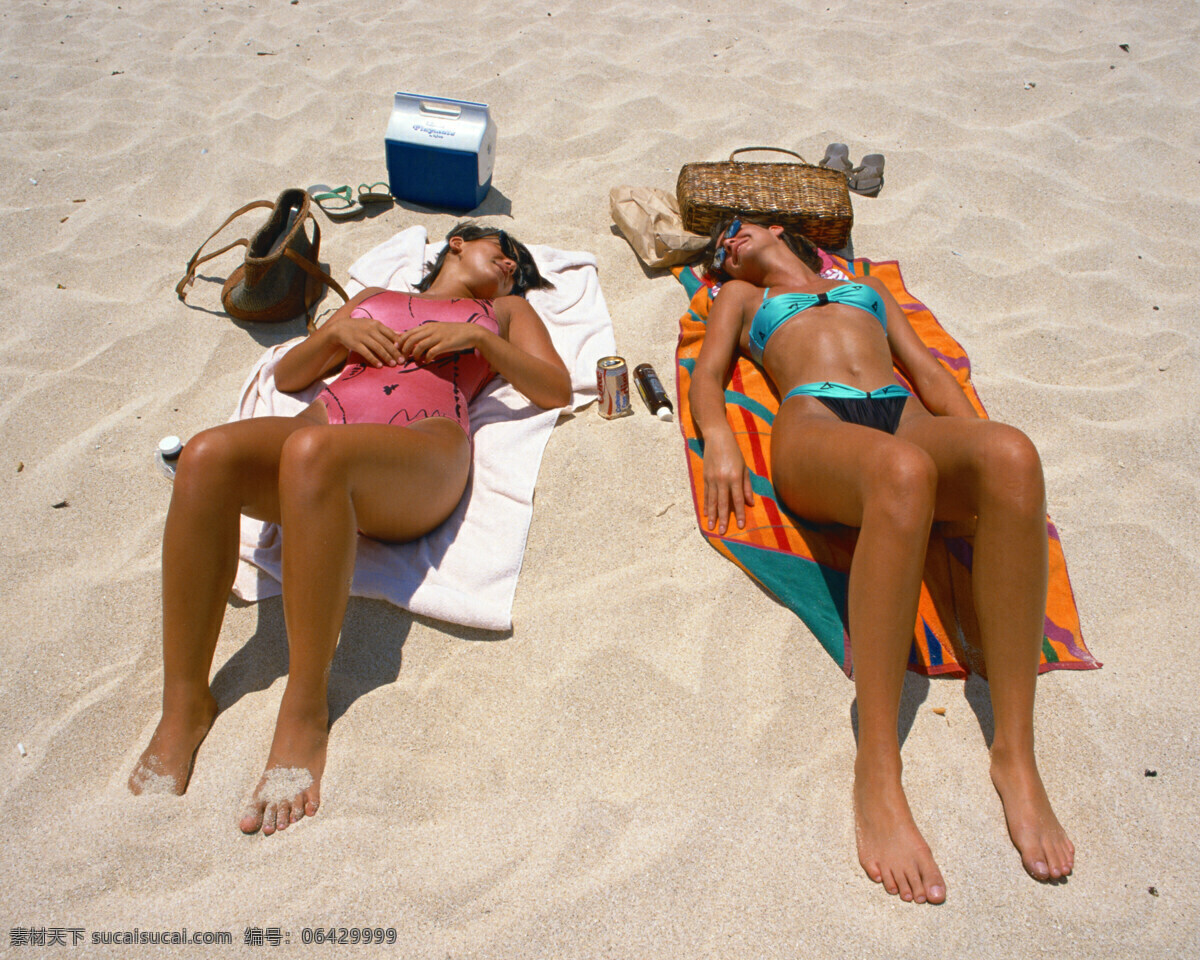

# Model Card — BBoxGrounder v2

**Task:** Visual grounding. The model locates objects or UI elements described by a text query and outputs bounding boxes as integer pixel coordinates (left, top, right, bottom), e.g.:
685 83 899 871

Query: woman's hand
703 432 755 535
325 313 402 368
274 287 387 393
690 279 758 534
396 321 484 364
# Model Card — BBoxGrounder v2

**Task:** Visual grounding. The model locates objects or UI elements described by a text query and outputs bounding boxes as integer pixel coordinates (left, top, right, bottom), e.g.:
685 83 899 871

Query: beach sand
2 0 1198 955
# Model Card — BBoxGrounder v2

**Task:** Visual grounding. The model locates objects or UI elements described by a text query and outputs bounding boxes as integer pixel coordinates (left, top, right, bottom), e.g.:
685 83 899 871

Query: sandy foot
239 695 327 836
991 747 1075 881
128 692 218 796
854 762 947 905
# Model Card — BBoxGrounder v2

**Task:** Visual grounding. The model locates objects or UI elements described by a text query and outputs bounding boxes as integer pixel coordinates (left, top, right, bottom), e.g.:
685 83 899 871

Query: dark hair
704 216 823 277
415 222 553 297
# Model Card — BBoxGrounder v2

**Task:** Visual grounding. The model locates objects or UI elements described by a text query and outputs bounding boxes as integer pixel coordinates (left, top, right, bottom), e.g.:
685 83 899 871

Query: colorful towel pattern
673 256 1098 678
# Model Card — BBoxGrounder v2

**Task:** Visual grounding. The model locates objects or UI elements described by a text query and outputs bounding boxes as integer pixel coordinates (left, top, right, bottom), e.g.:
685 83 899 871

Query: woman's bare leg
129 417 311 795
896 415 1074 881
239 417 470 835
773 405 947 904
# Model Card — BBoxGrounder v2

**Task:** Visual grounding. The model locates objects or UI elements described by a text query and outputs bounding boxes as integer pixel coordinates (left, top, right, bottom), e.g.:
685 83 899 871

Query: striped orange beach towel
673 256 1098 678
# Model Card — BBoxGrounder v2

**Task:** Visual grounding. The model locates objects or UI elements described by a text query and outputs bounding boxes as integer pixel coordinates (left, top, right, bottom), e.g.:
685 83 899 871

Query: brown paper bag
609 185 709 268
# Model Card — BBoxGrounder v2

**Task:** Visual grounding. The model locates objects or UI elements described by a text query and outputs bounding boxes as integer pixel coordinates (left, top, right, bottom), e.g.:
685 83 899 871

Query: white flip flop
306 183 362 221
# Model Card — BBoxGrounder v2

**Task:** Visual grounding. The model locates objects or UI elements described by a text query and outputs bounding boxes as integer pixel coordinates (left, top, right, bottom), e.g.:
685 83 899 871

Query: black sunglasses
486 229 535 293
494 230 519 262
712 218 742 270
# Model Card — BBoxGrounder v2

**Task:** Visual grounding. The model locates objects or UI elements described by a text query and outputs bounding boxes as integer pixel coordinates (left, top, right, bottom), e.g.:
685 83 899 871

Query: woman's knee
977 426 1045 516
278 427 346 499
174 426 243 490
864 444 938 532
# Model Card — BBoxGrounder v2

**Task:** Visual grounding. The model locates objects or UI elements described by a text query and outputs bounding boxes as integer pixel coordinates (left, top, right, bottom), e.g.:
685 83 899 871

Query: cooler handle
419 101 462 118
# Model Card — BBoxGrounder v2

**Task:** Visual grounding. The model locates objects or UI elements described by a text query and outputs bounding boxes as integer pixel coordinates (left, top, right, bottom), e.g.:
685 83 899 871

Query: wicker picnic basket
676 147 853 250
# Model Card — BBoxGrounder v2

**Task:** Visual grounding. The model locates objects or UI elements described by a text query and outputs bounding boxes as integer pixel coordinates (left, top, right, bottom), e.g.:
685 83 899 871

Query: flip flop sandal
818 142 854 175
307 183 362 221
357 181 394 204
848 154 885 197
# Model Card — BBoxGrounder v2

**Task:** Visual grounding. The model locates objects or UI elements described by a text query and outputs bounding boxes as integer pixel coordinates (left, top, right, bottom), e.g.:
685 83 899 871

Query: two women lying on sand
131 217 1073 905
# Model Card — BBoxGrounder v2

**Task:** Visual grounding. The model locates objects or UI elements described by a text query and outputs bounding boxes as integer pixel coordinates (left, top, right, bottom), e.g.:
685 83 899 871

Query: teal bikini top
746 283 887 365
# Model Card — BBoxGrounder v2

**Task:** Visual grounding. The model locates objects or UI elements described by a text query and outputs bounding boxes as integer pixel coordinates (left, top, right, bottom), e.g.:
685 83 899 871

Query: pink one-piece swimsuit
318 292 499 433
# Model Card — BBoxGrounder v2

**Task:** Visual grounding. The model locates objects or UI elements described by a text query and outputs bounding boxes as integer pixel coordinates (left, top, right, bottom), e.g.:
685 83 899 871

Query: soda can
596 356 632 419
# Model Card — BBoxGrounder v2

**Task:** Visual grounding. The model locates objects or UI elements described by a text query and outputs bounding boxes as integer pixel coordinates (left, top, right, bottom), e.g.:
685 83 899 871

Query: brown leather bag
175 188 348 326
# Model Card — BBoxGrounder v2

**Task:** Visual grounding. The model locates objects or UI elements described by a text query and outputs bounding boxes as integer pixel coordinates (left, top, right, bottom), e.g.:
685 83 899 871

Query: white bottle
155 435 183 480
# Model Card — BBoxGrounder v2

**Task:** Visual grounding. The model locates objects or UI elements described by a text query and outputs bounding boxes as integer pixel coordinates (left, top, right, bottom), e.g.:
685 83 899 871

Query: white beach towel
230 226 615 630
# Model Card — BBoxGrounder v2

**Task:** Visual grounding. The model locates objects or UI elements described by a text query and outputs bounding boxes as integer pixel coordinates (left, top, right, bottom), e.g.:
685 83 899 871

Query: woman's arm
689 280 757 533
867 277 979 418
486 297 572 409
274 287 398 393
396 296 571 409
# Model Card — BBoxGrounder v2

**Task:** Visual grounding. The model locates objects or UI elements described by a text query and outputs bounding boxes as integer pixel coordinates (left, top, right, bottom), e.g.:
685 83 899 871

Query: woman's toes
1050 847 1072 878
921 861 946 903
1022 834 1074 881
860 855 883 884
239 805 263 835
881 868 900 896
1058 840 1076 875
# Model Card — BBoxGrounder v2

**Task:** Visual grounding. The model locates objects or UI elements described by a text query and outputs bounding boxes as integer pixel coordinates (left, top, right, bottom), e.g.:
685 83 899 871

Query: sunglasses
492 229 519 262
488 229 534 293
711 218 742 270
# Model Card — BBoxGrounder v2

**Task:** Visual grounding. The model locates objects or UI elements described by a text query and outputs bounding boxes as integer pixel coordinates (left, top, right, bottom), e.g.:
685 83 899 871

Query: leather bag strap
175 199 275 301
283 247 349 303
283 213 350 331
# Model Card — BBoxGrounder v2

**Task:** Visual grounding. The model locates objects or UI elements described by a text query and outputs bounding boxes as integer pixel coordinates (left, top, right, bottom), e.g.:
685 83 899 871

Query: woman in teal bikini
690 217 1074 905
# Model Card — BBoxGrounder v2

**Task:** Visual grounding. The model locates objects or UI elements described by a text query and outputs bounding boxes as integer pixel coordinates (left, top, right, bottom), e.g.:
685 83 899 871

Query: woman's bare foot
128 691 218 795
239 691 328 836
854 760 947 904
990 745 1074 881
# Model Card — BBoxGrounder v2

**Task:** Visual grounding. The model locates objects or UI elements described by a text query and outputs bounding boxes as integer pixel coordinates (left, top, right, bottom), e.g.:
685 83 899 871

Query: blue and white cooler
384 93 496 211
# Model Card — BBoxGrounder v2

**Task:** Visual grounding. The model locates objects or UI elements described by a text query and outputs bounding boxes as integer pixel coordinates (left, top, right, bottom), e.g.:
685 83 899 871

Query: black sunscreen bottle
633 363 674 421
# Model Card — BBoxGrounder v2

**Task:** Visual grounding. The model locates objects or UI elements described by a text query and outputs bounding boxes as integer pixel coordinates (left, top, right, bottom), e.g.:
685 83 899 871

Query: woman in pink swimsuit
129 224 571 835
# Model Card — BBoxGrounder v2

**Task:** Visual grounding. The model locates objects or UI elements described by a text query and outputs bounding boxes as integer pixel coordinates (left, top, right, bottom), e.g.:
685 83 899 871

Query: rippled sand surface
1 0 1197 956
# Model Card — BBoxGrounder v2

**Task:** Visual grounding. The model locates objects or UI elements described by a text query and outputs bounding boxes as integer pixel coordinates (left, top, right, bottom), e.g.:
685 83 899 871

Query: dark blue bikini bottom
782 382 912 435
